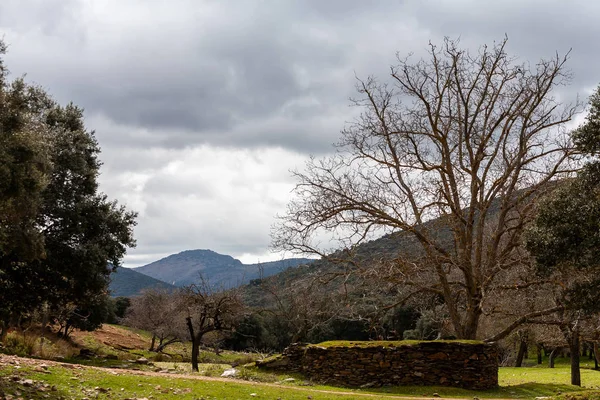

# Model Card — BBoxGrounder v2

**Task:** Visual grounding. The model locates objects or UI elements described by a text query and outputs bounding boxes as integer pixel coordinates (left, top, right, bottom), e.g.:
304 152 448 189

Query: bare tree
183 282 244 372
259 271 341 344
273 37 581 340
122 288 186 352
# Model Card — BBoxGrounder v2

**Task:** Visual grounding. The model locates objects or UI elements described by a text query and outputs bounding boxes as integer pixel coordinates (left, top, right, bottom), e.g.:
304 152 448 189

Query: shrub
2 332 37 356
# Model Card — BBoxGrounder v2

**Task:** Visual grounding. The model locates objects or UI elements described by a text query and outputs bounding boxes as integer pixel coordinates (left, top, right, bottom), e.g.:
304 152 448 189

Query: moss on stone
311 340 484 348
255 354 282 365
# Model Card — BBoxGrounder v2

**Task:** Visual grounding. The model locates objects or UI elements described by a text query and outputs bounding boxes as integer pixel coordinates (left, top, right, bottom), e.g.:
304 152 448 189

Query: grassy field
1 355 600 399
2 325 600 399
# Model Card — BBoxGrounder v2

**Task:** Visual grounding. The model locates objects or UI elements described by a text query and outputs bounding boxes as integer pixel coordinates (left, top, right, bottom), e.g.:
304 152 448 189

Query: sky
0 0 599 267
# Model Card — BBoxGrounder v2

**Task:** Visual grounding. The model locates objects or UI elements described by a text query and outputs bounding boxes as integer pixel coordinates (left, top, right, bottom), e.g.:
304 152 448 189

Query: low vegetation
1 324 600 399
2 351 600 399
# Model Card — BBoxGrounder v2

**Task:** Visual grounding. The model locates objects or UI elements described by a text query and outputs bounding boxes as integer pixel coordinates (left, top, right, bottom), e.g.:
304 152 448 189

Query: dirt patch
70 325 150 351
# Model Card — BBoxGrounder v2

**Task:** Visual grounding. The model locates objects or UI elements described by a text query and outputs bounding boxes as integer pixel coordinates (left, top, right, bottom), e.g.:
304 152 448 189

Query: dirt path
0 354 513 400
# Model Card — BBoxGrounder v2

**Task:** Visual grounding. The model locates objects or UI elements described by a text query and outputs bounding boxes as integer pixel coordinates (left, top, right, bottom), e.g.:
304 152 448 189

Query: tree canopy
0 40 137 335
524 85 600 385
527 85 600 312
274 37 580 340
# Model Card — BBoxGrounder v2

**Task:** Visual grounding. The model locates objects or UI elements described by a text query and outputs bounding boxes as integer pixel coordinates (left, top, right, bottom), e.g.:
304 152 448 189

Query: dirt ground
70 324 150 351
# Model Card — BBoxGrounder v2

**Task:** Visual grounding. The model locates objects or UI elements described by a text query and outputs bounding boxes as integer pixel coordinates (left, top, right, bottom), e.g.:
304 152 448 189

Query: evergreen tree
0 40 136 336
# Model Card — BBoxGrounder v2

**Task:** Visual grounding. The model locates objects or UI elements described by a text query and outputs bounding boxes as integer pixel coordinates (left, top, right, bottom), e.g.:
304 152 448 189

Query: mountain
109 265 177 297
134 249 314 288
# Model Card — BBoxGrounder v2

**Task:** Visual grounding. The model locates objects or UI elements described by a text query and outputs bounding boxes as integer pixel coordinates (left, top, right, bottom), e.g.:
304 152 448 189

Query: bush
2 332 37 356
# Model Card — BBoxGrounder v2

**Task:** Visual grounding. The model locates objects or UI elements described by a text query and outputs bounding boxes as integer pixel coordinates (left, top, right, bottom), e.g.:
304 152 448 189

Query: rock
282 377 295 382
135 357 149 364
34 365 51 374
79 348 95 359
21 379 34 387
432 393 440 398
95 386 109 393
221 368 238 377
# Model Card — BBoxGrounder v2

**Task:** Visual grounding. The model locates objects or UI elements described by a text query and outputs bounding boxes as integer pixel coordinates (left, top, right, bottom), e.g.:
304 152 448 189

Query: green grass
2 357 600 399
3 326 600 399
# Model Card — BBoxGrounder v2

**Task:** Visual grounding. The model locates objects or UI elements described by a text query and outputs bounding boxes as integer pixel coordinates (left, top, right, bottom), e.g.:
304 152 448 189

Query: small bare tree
273 37 581 340
122 288 186 352
183 281 244 372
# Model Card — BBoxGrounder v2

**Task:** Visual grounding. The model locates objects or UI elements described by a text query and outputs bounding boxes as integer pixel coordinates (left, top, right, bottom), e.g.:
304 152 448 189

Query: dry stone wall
258 341 498 389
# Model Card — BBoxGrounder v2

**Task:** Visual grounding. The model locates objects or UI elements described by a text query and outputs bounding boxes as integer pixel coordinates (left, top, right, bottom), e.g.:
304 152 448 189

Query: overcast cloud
1 0 598 266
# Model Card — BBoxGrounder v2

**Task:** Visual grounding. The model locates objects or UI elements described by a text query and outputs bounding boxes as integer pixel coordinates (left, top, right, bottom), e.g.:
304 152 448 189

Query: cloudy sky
1 0 598 267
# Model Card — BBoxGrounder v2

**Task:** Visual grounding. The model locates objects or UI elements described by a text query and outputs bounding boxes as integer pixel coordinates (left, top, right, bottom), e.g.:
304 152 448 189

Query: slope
109 265 177 297
134 249 313 288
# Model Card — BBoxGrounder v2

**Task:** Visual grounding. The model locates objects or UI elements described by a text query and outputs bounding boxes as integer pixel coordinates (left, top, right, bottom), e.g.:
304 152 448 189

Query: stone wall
257 341 498 389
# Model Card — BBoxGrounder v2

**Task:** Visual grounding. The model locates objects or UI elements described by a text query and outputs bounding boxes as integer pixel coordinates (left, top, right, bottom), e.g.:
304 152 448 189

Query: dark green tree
0 42 54 335
38 103 137 332
0 39 136 336
526 85 600 386
113 297 131 320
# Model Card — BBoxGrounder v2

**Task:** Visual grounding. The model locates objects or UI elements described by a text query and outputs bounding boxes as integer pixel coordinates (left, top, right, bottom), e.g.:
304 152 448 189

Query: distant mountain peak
131 249 313 289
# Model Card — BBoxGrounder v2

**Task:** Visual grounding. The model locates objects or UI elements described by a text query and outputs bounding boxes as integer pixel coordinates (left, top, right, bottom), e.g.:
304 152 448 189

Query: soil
70 325 150 351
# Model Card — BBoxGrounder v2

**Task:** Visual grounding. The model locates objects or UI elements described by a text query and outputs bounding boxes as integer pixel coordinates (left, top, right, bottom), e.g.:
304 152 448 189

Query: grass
3 325 600 399
2 356 600 399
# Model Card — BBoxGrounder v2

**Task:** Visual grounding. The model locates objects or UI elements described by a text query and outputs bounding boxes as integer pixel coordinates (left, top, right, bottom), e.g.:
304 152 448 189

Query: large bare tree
273 38 580 340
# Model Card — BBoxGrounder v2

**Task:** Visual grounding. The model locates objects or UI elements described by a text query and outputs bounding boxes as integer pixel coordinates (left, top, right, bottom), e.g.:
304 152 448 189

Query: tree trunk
0 320 7 341
462 305 482 340
190 338 200 372
186 316 199 372
569 334 581 386
594 342 599 370
515 339 527 367
149 334 156 351
549 348 558 368
156 338 180 353
537 343 543 365
64 322 71 339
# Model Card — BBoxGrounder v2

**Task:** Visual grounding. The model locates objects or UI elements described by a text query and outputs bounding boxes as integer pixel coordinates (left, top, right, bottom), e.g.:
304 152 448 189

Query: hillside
109 265 177 297
134 249 313 288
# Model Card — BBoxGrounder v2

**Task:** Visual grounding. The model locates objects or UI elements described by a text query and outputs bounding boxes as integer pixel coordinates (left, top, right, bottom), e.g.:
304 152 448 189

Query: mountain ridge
109 265 177 297
127 249 314 290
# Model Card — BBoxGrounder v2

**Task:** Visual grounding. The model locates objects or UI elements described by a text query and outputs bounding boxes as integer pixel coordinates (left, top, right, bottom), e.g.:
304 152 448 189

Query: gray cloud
1 0 599 265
